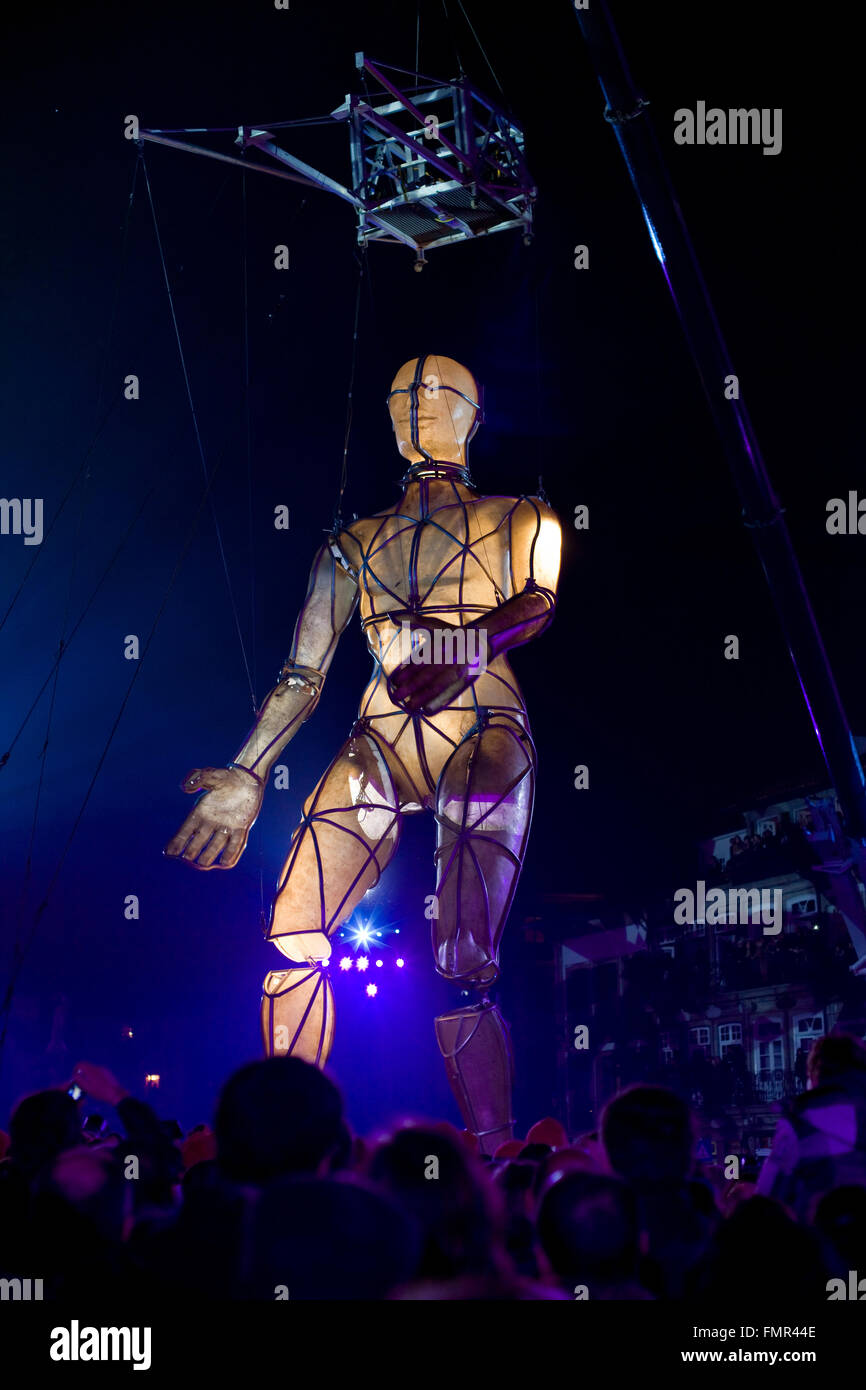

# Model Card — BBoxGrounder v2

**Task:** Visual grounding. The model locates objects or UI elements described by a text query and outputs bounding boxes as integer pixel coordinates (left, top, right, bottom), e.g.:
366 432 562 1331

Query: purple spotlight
356 955 369 972
339 956 353 971
375 959 383 968
396 958 405 968
366 983 377 997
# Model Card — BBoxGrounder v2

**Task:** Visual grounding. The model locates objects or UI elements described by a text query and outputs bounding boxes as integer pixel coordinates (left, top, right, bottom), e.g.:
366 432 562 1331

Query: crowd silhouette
2 1034 866 1301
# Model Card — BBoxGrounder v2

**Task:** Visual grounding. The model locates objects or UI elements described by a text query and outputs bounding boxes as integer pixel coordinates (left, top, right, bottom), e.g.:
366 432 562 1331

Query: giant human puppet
166 355 561 1153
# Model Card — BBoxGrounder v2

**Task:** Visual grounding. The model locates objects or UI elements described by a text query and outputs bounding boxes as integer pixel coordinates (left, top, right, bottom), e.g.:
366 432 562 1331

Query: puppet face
387 355 481 464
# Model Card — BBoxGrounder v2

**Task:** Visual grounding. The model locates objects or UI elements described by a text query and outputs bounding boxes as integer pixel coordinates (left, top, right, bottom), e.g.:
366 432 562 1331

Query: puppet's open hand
165 766 264 870
387 619 483 715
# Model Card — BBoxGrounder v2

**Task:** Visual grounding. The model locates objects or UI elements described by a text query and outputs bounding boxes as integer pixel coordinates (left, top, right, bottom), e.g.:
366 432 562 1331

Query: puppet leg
262 724 403 1065
432 711 536 1154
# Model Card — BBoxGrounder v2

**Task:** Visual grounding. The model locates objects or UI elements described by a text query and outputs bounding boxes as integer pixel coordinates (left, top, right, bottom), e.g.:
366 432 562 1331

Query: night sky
1 1 862 1133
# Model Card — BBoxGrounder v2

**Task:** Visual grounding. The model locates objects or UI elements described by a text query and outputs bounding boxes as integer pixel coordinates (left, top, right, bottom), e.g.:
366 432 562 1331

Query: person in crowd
601 1084 717 1297
367 1120 560 1298
525 1117 567 1150
239 1173 421 1300
366 1121 507 1284
812 1184 866 1280
128 1057 351 1298
180 1123 217 1172
7 1086 82 1183
214 1056 346 1183
686 1195 826 1300
0 1089 83 1279
1 1065 180 1297
756 1032 866 1218
490 1159 542 1279
25 1144 140 1299
536 1170 653 1298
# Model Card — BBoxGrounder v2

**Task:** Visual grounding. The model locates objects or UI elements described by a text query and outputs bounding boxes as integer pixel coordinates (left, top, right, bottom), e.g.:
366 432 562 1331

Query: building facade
558 791 866 1163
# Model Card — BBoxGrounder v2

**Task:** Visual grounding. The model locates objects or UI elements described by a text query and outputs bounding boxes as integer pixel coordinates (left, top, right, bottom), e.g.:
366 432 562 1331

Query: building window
718 1022 743 1058
756 1037 784 1073
794 1013 824 1055
786 894 818 917
689 1026 710 1057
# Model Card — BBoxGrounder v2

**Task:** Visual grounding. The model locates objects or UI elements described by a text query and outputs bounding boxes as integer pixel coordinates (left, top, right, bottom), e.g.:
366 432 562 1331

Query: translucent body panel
335 482 559 804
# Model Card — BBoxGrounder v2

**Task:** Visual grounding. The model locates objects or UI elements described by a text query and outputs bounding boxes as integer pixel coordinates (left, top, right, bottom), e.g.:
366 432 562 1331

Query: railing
589 1052 808 1116
753 1069 798 1103
703 838 813 886
689 1068 803 1111
714 950 817 990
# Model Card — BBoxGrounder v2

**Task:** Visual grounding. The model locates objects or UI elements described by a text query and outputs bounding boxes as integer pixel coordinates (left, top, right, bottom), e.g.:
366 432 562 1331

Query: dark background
1 0 861 1135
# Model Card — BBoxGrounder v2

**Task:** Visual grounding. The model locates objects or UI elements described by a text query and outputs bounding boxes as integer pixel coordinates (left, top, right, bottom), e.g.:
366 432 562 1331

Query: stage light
356 955 369 972
122 1026 133 1040
353 924 373 947
375 959 383 968
339 956 352 970
144 1074 160 1088
396 958 405 968
366 983 377 997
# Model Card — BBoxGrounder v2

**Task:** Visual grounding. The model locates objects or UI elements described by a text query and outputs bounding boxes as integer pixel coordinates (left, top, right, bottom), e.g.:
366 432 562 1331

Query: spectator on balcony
777 811 795 846
705 855 726 885
717 1057 736 1108
725 1044 748 1081
756 1033 866 1219
794 1048 808 1092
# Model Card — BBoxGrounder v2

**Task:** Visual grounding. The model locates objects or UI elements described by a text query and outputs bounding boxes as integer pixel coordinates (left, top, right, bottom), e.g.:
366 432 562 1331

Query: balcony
715 924 853 994
704 835 813 887
752 1069 799 1104
690 1067 803 1112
